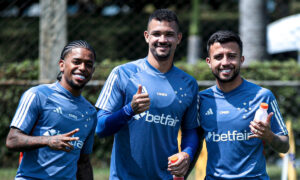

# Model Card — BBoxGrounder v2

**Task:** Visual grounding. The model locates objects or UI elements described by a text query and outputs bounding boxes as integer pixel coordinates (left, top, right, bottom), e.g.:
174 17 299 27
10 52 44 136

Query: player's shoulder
81 96 97 111
243 80 273 96
198 86 215 97
26 83 55 96
172 66 198 85
110 58 145 77
113 58 145 72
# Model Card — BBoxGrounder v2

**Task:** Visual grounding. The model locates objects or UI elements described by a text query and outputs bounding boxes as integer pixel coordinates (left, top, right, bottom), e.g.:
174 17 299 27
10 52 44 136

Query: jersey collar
144 57 175 75
214 78 246 95
55 81 82 100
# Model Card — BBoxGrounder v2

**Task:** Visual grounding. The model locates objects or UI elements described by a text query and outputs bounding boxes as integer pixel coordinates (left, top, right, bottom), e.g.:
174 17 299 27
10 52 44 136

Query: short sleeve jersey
11 82 97 180
199 79 288 180
95 58 199 180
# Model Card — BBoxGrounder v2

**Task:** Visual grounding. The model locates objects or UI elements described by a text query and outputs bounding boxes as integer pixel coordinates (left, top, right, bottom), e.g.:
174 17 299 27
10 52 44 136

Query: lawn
0 168 110 180
0 165 298 180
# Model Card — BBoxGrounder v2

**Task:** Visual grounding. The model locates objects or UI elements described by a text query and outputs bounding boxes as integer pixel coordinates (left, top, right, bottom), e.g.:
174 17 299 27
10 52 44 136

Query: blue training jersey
11 82 97 180
95 58 199 180
199 79 288 180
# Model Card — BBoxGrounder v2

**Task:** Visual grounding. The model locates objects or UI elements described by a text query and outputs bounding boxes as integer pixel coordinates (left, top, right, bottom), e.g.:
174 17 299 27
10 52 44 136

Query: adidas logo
205 108 213 116
53 107 63 114
142 86 148 93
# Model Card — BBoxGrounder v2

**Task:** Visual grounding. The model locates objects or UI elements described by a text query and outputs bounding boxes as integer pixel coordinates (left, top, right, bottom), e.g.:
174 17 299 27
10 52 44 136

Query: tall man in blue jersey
6 40 97 180
198 30 289 179
95 9 200 179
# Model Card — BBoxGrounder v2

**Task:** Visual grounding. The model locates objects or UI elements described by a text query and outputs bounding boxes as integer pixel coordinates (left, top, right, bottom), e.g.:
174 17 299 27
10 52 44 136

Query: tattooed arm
6 127 80 152
267 134 289 153
249 113 289 153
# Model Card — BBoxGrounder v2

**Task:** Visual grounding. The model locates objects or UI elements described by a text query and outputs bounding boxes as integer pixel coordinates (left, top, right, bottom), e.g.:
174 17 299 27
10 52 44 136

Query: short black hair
148 9 180 32
207 30 243 56
57 40 96 81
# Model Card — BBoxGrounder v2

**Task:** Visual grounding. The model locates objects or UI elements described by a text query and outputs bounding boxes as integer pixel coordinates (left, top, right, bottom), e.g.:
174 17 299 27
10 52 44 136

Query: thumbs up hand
131 85 150 114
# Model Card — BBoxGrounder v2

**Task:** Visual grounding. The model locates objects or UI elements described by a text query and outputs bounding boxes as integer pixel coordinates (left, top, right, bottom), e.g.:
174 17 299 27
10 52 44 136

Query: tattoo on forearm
270 135 288 153
8 129 48 151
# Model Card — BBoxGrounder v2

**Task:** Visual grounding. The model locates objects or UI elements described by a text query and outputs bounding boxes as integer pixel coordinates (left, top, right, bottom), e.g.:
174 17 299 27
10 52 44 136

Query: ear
144 31 149 43
240 56 245 65
92 66 95 75
58 59 65 72
206 57 212 68
177 32 182 44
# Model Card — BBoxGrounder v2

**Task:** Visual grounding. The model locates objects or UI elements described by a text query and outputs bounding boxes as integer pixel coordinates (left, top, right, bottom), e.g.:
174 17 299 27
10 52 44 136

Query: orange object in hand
170 155 179 163
170 155 184 180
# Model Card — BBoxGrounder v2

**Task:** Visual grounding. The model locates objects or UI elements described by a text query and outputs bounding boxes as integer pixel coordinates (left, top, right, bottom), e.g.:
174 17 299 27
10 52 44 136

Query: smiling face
59 47 95 96
206 42 244 83
144 19 182 62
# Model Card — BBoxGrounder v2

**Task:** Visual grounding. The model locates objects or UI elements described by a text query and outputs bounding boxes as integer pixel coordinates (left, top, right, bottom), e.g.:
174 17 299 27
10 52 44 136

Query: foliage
0 59 299 167
0 15 238 64
2 59 299 81
0 60 38 80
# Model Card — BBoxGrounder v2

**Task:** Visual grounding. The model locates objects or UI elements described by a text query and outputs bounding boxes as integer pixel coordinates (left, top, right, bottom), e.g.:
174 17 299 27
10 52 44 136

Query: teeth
74 74 85 80
221 69 231 73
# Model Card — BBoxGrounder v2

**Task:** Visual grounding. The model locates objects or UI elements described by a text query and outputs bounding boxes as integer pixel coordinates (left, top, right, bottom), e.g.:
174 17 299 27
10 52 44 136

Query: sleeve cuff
182 147 194 161
123 102 134 116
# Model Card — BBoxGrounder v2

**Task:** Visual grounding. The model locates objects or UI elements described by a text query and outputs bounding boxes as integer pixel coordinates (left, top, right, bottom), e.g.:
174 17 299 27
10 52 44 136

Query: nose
221 56 231 65
158 35 167 43
78 62 86 71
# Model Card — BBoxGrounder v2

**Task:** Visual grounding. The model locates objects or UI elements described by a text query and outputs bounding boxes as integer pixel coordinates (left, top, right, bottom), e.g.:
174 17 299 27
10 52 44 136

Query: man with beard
6 40 97 180
198 30 289 179
95 9 200 179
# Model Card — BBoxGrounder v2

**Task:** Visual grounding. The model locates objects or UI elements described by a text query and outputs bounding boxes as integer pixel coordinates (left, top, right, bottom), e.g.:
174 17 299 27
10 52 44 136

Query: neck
147 53 173 73
59 80 82 97
216 76 243 93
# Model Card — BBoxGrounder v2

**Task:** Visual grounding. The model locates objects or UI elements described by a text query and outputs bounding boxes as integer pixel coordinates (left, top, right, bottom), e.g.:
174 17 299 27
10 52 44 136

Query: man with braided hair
6 40 97 180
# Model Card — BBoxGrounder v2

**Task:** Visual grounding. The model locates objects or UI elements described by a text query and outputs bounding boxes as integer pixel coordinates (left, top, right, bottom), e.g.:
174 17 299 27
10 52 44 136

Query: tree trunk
39 0 67 81
239 0 267 66
187 0 201 64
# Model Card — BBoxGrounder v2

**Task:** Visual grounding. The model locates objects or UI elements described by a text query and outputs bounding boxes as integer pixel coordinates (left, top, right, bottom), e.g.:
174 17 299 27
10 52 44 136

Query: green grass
0 168 16 180
93 168 110 180
0 165 299 180
267 164 300 180
0 168 110 180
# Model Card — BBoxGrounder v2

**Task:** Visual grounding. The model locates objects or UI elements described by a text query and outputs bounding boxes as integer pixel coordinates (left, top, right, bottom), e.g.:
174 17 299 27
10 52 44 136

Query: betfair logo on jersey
206 130 252 142
43 129 84 149
133 111 180 127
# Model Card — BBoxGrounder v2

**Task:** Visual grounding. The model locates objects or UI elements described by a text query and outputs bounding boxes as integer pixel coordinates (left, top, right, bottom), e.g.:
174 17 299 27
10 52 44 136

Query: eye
72 60 81 65
85 62 94 69
151 32 161 37
214 54 223 60
166 32 175 37
228 54 237 59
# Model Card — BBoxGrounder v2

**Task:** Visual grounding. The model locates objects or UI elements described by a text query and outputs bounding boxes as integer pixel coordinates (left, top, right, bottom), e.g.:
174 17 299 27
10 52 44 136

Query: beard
212 68 240 83
150 43 172 61
66 78 86 90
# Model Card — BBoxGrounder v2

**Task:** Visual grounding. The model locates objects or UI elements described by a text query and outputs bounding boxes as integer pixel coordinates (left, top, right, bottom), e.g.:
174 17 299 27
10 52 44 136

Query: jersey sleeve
267 93 288 136
181 80 200 130
10 88 40 134
95 67 124 112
